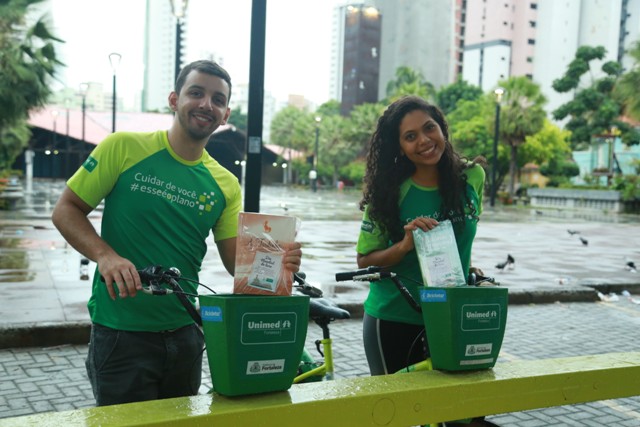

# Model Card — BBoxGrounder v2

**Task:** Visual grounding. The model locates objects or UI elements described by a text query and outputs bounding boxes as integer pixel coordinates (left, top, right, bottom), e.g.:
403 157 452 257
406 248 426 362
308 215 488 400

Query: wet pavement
1 179 640 425
1 179 640 345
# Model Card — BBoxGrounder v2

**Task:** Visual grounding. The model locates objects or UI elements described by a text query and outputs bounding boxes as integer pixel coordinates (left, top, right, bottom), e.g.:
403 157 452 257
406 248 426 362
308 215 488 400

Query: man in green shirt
52 60 302 406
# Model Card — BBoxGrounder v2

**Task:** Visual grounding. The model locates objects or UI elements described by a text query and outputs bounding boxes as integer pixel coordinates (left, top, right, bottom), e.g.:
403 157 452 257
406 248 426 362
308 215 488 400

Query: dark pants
86 323 204 406
362 313 429 375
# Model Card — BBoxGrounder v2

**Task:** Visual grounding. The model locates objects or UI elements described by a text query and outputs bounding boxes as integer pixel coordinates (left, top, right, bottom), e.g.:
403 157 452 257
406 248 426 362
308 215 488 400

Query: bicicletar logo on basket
241 312 298 345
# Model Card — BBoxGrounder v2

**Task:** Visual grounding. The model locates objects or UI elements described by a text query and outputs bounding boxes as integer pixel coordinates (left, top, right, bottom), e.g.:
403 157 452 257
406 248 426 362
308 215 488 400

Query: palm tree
385 66 435 102
0 0 62 169
497 77 547 197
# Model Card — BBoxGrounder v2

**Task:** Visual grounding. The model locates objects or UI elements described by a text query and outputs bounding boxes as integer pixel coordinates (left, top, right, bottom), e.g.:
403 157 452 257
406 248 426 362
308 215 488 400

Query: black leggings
362 313 430 375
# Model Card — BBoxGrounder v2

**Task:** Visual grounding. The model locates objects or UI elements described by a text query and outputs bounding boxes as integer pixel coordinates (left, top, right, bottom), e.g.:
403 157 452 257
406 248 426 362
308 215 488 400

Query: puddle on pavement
0 237 34 282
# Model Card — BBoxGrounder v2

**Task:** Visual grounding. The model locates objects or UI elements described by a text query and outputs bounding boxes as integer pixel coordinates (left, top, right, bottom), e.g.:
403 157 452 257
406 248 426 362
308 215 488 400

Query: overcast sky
43 0 343 108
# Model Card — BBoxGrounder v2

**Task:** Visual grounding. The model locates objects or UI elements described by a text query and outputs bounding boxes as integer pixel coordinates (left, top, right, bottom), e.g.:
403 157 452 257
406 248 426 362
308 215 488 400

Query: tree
342 102 385 157
269 106 314 152
521 120 577 186
316 114 349 185
447 96 504 196
435 78 483 115
498 76 547 197
385 66 435 102
0 0 63 170
614 41 640 122
315 99 341 117
552 45 639 149
227 106 247 134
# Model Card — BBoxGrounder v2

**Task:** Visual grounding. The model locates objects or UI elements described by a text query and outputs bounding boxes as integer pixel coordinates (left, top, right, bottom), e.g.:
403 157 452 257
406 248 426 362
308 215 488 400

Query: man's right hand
97 255 143 300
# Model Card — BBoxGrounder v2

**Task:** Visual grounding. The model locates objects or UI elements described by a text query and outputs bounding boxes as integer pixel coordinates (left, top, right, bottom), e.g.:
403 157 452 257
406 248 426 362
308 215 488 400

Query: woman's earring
394 156 398 164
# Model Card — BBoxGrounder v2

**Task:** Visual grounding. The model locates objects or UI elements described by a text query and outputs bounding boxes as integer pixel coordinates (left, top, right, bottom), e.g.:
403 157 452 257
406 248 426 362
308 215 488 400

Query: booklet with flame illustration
412 219 467 287
233 212 301 296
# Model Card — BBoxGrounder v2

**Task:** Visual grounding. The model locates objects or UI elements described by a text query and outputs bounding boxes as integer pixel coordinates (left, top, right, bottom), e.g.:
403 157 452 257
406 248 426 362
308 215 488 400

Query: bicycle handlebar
335 266 382 282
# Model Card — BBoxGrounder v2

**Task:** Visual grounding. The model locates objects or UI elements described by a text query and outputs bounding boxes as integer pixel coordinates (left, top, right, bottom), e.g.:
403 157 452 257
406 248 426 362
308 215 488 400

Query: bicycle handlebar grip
335 266 381 282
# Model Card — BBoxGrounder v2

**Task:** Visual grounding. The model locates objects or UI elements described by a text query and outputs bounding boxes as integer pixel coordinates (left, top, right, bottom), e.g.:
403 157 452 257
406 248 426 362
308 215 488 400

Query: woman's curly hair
359 96 483 242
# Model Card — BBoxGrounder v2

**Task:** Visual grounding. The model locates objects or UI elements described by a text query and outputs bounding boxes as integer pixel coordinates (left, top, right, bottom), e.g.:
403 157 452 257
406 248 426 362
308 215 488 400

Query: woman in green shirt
357 96 486 376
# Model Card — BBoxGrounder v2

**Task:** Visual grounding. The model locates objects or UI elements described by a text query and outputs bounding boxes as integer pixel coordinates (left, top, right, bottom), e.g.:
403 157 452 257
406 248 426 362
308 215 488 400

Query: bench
1 352 638 427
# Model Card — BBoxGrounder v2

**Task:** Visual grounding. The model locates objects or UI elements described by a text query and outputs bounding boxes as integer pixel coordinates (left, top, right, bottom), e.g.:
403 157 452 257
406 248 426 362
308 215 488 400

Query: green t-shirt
67 130 242 331
356 164 485 325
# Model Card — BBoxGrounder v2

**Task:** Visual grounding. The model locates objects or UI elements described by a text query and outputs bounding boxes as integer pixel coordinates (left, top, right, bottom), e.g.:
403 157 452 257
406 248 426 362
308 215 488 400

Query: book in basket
233 212 301 296
412 219 466 287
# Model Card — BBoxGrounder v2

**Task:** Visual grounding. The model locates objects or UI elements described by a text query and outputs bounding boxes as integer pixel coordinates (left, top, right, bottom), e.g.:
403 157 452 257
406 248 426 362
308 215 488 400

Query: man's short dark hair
174 60 232 104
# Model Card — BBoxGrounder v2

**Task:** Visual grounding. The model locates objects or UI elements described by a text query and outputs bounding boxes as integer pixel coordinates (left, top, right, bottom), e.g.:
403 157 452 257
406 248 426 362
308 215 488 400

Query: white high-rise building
142 0 176 112
372 0 458 98
534 0 640 118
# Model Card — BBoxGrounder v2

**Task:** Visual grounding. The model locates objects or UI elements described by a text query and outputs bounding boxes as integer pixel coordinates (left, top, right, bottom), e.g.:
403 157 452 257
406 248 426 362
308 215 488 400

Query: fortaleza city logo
129 173 217 216
246 359 286 375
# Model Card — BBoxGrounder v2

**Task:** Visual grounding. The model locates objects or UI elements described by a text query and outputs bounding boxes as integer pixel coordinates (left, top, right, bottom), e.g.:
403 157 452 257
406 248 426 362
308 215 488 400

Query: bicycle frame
293 338 334 383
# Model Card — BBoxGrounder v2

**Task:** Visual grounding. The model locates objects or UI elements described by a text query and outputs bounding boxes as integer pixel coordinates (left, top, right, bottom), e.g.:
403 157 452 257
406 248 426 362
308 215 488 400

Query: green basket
420 286 508 371
200 294 310 396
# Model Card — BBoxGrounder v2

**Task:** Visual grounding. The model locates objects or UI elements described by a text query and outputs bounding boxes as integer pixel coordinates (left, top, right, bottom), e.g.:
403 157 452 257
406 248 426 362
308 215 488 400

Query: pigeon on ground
567 229 580 235
625 260 637 273
579 237 588 246
495 254 515 271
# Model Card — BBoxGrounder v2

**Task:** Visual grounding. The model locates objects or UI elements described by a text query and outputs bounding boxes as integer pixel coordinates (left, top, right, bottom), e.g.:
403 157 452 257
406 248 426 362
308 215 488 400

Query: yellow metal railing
1 352 639 427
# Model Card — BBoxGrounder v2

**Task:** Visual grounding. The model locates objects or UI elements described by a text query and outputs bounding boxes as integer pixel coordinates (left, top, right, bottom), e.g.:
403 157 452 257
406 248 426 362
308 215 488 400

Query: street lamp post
65 99 70 176
311 116 321 192
79 83 89 162
49 110 58 177
490 87 505 207
169 0 189 83
108 52 121 133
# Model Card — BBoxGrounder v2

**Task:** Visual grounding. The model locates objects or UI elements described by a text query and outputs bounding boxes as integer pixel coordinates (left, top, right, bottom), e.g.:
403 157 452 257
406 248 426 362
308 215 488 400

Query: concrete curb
5 285 639 350
0 322 91 349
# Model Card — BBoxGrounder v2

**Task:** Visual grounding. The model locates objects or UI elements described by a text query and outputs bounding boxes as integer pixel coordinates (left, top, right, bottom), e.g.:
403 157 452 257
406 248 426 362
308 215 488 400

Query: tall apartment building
372 0 459 98
462 0 537 92
330 3 382 115
462 0 640 118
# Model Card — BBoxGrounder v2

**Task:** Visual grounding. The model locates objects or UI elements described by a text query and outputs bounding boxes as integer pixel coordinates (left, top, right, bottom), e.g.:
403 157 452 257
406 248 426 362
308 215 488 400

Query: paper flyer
233 212 300 296
412 219 466 287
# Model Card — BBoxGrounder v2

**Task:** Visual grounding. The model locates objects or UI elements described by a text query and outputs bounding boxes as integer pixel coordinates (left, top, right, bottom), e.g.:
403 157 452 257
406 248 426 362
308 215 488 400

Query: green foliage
339 160 365 186
612 175 640 201
316 100 341 117
520 120 572 167
0 0 62 170
614 41 640 122
269 106 315 152
343 102 385 157
316 114 350 183
497 76 547 196
227 106 247 134
385 66 435 102
447 97 495 159
551 45 634 150
0 122 31 170
435 78 483 115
